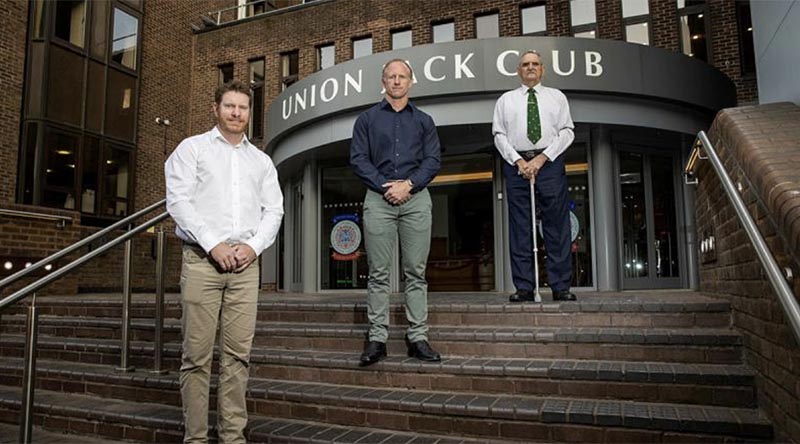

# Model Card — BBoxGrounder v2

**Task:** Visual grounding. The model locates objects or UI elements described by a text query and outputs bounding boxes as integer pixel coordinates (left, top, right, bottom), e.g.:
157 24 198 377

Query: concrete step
0 355 756 408
0 385 511 444
0 422 128 444
1 292 733 329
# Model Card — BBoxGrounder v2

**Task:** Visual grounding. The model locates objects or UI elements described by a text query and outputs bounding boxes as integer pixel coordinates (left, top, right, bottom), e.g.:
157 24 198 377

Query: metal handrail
0 208 72 228
686 131 800 345
0 199 166 291
0 212 169 310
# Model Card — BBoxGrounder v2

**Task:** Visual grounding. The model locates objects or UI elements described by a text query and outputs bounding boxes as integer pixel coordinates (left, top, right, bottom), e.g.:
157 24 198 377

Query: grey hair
517 50 543 67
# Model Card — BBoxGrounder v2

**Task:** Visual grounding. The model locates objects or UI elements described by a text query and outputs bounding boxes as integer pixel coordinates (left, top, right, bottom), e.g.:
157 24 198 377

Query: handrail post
19 293 39 444
117 233 135 372
151 228 168 374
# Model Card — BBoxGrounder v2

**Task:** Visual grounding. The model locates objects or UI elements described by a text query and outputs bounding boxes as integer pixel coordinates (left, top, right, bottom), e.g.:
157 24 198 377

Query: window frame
570 0 597 38
431 19 456 43
474 11 500 39
280 50 299 91
676 0 711 62
520 2 548 36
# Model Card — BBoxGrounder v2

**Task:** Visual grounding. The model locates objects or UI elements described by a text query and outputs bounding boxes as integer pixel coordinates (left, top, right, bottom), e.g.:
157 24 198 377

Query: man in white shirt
492 50 576 302
165 80 283 443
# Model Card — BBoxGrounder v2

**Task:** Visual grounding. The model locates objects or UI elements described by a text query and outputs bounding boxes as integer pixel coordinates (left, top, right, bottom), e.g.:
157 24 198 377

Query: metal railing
204 0 274 26
0 199 171 443
0 209 72 228
685 131 800 345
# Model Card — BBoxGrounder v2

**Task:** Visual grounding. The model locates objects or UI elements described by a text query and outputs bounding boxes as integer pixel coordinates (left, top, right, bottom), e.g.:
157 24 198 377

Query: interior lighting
44 264 53 271
3 261 12 270
56 150 72 155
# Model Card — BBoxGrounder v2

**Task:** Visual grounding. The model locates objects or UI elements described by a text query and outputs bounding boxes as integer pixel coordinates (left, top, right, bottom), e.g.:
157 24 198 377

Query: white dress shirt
492 83 575 166
165 126 284 256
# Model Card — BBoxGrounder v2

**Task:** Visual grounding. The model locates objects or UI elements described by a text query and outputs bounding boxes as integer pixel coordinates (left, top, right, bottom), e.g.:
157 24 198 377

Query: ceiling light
44 264 53 271
56 150 72 155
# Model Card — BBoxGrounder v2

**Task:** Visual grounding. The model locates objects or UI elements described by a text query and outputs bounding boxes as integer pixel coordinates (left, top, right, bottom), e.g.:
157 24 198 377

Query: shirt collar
211 125 251 149
380 98 416 113
518 83 543 95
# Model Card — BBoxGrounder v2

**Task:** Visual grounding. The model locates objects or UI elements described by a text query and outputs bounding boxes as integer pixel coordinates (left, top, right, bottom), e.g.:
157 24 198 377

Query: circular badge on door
538 211 580 242
331 219 361 255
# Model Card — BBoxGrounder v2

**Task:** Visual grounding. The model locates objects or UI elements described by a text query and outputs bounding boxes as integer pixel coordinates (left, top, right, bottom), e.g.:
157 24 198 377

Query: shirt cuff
199 232 223 254
244 239 263 257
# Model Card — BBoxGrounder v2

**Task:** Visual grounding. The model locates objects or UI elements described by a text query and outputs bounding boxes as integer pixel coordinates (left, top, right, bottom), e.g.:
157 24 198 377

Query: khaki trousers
179 245 259 444
363 189 432 343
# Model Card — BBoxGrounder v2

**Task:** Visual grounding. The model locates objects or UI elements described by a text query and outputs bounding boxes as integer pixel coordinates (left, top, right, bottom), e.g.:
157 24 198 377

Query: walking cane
530 180 543 303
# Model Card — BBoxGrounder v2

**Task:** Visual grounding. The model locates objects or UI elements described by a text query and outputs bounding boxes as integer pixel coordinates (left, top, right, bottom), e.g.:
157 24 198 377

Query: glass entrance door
619 150 682 289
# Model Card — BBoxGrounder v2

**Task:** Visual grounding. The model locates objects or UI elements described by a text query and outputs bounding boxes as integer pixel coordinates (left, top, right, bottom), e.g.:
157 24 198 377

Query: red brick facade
697 103 800 443
0 1 27 206
0 0 763 295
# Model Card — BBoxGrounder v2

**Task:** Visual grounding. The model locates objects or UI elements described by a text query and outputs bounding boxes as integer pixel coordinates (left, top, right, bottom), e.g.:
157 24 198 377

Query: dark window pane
281 52 299 90
219 63 234 85
737 1 756 75
47 45 84 125
26 42 45 117
102 145 131 216
680 11 707 61
250 86 264 139
54 0 86 48
43 129 78 209
86 62 105 132
111 7 138 70
20 123 39 204
81 136 99 214
90 0 108 60
105 68 137 141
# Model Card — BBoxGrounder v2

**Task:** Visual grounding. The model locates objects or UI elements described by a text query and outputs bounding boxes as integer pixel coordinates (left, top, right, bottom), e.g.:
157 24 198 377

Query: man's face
213 91 250 136
517 53 544 86
382 61 413 100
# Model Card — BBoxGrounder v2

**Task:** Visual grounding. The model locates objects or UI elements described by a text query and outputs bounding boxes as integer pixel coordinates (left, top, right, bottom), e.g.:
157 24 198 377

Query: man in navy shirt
350 59 442 366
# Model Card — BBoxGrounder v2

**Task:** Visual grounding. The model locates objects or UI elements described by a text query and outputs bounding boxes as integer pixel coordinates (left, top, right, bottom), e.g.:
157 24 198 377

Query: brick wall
0 1 27 206
696 102 800 443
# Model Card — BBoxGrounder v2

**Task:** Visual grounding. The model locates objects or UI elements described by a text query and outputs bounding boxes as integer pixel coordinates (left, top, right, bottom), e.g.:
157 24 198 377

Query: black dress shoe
359 341 387 366
553 290 577 301
509 290 536 303
407 340 441 361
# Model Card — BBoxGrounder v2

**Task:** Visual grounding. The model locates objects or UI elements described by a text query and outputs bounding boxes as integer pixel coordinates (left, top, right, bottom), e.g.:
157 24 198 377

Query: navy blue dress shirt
350 99 441 194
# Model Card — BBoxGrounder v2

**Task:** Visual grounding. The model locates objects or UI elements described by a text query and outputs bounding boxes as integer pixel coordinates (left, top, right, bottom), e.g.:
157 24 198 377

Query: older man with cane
492 50 576 302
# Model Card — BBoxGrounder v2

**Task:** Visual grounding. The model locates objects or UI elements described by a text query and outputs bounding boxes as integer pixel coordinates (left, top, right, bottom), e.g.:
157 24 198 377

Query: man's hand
382 180 412 205
530 154 548 178
209 242 237 272
232 244 257 273
515 159 534 181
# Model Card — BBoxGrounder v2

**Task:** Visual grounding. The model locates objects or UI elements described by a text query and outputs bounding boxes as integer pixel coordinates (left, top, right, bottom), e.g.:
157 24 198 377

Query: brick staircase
0 292 774 443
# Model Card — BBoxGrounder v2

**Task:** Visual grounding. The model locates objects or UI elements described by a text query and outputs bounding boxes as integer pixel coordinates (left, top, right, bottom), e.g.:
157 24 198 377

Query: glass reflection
112 8 138 69
620 152 648 278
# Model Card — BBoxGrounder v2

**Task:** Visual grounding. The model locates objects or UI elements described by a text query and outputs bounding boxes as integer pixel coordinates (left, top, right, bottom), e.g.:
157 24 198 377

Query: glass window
280 51 299 90
622 0 649 18
317 44 335 71
320 165 369 290
47 45 84 126
102 144 132 216
570 0 597 37
570 0 596 26
426 154 496 291
391 29 412 49
43 128 78 209
432 21 455 43
90 0 108 60
521 4 547 35
54 0 86 48
219 63 234 85
81 136 100 214
736 0 756 76
249 59 265 139
105 68 137 141
625 22 649 45
20 123 39 205
678 0 708 61
622 0 649 45
475 13 500 39
352 37 372 59
111 7 138 70
85 62 105 132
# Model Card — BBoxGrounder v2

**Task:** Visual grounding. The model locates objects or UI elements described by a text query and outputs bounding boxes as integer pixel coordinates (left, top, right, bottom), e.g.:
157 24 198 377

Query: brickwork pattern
0 1 27 206
696 102 800 443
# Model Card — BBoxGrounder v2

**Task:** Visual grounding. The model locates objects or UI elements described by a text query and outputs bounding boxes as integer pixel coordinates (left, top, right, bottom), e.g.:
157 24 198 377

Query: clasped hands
382 179 412 205
516 154 547 181
209 242 256 273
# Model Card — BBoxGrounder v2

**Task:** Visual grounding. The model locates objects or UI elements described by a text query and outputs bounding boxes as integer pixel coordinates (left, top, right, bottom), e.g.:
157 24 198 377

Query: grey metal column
151 228 168 374
682 137 700 289
590 125 620 291
18 295 38 444
117 237 135 372
302 160 318 293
